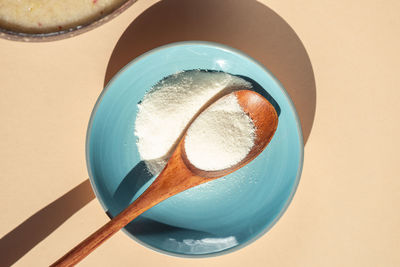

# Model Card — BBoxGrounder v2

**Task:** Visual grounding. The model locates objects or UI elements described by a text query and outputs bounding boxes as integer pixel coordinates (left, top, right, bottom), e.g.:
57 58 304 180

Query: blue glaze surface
86 42 303 257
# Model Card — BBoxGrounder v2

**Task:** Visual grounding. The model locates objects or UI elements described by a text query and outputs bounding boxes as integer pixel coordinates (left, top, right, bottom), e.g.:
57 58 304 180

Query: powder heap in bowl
0 0 126 33
134 70 253 175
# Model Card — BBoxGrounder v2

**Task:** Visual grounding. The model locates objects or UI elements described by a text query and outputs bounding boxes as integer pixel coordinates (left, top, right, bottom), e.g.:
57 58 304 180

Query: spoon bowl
52 89 278 266
182 90 278 178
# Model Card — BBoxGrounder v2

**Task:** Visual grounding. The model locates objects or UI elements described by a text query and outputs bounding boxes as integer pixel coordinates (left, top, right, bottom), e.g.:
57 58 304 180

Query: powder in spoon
184 94 255 171
134 70 252 174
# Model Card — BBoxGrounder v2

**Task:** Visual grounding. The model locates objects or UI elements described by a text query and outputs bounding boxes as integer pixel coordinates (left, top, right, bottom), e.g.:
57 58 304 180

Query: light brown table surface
1 0 399 266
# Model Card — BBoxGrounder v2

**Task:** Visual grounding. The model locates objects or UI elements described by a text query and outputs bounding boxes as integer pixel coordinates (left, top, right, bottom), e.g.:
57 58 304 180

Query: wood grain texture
51 90 278 266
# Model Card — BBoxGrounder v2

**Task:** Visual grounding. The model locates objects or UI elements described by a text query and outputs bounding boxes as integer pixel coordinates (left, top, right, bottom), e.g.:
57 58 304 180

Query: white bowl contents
134 70 252 175
184 94 255 171
0 0 126 33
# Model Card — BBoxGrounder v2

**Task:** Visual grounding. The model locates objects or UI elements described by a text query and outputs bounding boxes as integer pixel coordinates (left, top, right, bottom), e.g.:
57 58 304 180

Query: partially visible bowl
86 41 304 257
0 0 136 42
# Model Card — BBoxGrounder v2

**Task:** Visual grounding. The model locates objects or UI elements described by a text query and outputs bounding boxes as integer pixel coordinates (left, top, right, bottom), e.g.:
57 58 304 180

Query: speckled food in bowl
0 0 137 42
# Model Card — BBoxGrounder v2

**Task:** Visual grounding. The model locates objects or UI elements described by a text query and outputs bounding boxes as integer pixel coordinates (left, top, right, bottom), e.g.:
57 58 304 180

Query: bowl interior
87 42 303 257
0 0 136 42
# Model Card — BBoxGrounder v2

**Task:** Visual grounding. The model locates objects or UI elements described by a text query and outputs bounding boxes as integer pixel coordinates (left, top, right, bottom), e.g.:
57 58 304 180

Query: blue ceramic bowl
86 41 303 257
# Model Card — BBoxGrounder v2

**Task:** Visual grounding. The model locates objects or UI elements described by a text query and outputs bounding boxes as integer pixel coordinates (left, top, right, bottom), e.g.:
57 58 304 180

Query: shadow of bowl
104 0 316 144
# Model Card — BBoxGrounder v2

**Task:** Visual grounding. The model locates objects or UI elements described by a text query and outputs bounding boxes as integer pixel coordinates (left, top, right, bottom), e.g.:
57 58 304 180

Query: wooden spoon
51 90 278 266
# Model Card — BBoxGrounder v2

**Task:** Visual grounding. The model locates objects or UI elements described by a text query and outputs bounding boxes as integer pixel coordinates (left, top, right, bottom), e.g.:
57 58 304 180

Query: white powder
184 94 255 171
135 70 252 174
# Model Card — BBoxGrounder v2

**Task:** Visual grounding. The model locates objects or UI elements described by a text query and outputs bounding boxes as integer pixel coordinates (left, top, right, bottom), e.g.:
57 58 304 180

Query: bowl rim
0 0 137 42
85 41 304 258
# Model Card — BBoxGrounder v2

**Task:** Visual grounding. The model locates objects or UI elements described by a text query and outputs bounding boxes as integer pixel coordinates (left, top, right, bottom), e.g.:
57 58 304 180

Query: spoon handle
51 166 191 267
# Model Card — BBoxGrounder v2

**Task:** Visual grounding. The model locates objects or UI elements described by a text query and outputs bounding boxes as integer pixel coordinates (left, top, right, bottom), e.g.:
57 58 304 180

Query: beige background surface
0 0 399 266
